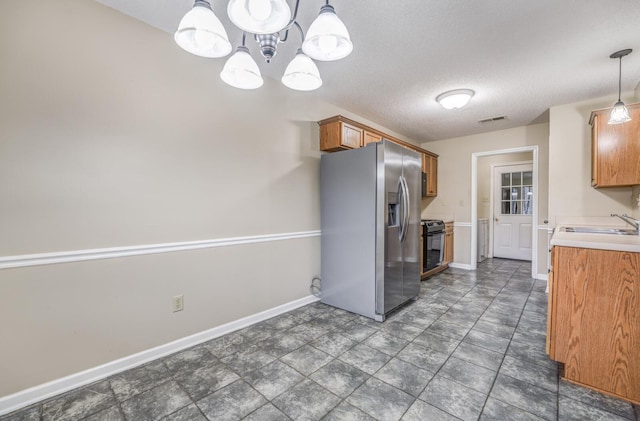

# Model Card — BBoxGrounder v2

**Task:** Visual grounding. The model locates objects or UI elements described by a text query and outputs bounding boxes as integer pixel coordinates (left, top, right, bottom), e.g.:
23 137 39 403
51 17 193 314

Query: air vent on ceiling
478 116 506 123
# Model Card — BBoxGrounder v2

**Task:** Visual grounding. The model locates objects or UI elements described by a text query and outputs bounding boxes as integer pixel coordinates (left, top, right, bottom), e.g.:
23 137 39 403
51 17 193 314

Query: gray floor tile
490 374 557 421
256 332 306 357
280 344 333 376
310 332 357 357
451 342 503 371
322 401 376 421
243 403 290 421
391 309 440 329
426 319 472 341
413 330 460 355
203 332 252 359
121 380 192 421
380 320 424 341
339 322 378 342
162 404 207 421
473 320 516 339
163 346 218 373
110 361 171 402
396 342 449 372
505 340 558 371
243 360 305 400
401 400 462 421
309 359 369 398
286 322 332 343
196 380 266 421
83 405 124 421
42 380 116 421
558 395 631 421
363 331 409 356
220 349 276 377
558 380 635 420
0 406 41 421
438 357 497 395
463 329 510 354
374 358 434 397
263 313 303 331
271 379 340 420
172 360 240 400
347 378 415 421
480 397 546 421
419 375 487 421
338 343 392 374
499 356 557 393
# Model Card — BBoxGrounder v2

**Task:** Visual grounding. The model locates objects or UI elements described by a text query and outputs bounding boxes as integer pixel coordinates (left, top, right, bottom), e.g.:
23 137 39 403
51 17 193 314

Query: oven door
424 231 444 271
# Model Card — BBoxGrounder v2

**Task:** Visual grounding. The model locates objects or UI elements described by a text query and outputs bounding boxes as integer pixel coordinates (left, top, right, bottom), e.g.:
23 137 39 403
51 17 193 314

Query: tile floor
2 259 639 421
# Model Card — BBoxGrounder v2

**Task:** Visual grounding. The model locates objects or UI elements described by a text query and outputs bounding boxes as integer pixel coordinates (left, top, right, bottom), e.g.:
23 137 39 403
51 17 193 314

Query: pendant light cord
618 56 622 102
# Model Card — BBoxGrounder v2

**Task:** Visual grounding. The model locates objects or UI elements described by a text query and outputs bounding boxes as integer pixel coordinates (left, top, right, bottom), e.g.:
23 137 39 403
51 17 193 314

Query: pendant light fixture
174 0 232 58
175 0 353 91
608 49 633 125
220 34 264 89
302 3 353 61
436 89 475 110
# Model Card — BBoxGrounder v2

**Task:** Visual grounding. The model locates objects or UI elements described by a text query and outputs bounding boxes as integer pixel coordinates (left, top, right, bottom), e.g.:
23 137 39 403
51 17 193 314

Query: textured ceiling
96 0 640 142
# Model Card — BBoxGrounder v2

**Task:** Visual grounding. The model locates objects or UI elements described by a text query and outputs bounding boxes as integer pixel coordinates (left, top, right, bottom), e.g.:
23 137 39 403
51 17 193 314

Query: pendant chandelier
174 0 353 91
608 48 632 125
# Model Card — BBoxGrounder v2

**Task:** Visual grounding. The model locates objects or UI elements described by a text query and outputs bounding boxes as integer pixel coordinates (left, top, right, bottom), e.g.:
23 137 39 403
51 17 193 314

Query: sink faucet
611 213 640 234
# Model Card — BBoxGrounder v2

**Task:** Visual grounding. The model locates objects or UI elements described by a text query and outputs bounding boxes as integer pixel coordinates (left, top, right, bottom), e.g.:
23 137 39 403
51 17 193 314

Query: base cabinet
443 222 453 264
547 246 640 404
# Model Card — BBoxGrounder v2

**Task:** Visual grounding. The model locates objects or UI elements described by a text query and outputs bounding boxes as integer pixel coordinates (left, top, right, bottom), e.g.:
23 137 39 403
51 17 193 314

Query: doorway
492 162 533 261
470 146 539 278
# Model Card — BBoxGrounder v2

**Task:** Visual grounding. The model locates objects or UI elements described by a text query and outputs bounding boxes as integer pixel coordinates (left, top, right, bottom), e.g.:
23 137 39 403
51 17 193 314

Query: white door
493 163 533 261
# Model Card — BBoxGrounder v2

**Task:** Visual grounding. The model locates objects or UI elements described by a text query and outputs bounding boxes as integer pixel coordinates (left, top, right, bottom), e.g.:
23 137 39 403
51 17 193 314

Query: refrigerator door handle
400 175 410 243
397 178 405 241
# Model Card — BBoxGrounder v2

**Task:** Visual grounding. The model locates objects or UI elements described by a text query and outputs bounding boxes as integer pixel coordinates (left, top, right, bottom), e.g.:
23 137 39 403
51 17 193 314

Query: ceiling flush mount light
175 0 353 91
608 48 633 125
436 89 475 110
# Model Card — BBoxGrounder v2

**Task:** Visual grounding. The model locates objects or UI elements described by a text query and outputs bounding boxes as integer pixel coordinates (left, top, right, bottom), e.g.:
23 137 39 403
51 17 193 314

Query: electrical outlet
172 294 184 312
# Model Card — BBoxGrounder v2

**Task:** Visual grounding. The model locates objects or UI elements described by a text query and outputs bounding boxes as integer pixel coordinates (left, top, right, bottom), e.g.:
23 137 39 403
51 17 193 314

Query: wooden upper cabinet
590 103 640 187
423 154 438 196
319 115 439 196
363 131 383 146
320 119 363 151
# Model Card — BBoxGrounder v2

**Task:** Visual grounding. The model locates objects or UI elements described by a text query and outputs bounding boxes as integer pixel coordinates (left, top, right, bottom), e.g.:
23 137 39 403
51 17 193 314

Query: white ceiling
96 0 640 143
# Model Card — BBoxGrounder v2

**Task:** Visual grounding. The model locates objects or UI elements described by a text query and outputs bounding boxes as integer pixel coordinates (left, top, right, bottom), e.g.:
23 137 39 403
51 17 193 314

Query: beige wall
0 0 414 397
477 152 533 218
420 123 550 276
548 92 636 225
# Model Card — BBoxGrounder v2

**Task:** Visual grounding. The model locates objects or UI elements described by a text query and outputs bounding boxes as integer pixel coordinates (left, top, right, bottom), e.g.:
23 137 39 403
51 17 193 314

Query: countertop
551 224 640 253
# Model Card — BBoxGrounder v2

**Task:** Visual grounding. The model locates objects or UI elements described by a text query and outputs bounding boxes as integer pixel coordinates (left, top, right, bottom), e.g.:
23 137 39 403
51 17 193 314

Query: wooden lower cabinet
547 246 640 404
443 222 453 264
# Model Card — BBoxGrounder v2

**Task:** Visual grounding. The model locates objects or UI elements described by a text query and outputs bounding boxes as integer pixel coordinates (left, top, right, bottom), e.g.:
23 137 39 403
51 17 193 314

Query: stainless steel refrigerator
320 140 421 321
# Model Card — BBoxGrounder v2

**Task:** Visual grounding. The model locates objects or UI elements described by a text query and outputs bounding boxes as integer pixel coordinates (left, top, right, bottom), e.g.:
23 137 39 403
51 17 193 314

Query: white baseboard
448 263 473 270
535 273 549 281
0 295 320 416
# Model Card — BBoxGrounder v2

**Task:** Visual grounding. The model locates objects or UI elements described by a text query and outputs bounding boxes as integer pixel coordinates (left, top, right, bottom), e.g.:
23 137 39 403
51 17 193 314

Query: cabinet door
341 122 363 149
443 224 453 264
546 246 556 357
591 104 640 187
425 155 438 196
363 131 382 146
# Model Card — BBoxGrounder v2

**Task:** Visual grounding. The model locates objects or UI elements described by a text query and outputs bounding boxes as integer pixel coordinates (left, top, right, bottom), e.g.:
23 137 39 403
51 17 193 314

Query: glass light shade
174 0 232 58
220 46 264 89
608 100 632 124
227 0 291 34
436 89 475 110
302 5 353 61
282 51 322 91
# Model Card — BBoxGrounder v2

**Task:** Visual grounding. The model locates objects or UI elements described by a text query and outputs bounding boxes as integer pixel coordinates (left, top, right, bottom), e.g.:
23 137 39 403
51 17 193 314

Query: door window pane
500 170 533 215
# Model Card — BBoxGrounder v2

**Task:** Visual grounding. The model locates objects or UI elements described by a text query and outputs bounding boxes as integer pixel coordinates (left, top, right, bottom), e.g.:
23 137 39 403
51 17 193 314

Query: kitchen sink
561 226 638 236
